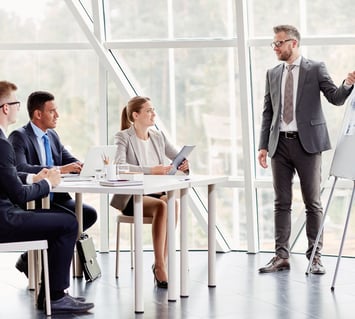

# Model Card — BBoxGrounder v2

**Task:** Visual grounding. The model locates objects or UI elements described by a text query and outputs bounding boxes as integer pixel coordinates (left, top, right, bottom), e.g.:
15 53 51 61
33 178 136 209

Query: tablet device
168 145 195 175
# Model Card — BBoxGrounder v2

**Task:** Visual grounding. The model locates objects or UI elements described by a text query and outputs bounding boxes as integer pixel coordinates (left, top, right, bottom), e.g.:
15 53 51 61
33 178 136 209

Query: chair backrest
0 240 48 251
0 240 51 316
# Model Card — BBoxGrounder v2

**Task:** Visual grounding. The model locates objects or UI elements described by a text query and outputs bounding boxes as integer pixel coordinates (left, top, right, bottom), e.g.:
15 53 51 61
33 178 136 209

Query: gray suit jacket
258 57 353 157
110 126 179 211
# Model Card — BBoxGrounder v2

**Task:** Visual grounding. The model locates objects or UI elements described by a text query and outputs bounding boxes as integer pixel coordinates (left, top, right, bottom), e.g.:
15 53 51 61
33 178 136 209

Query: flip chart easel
306 93 355 290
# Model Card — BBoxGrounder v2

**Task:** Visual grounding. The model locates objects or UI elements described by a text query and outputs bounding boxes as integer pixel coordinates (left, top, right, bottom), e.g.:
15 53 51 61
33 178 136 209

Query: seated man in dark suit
0 80 94 313
8 90 97 277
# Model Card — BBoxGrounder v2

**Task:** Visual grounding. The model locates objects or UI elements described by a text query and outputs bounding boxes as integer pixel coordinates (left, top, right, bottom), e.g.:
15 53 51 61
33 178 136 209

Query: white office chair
115 212 153 278
0 240 51 316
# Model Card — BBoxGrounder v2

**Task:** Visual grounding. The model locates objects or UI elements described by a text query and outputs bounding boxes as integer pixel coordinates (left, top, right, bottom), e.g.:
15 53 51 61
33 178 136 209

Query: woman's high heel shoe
152 264 168 289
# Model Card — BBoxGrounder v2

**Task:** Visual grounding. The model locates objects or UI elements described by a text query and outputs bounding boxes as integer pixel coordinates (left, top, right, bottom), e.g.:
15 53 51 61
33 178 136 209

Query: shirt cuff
44 178 52 189
344 82 353 90
26 174 34 185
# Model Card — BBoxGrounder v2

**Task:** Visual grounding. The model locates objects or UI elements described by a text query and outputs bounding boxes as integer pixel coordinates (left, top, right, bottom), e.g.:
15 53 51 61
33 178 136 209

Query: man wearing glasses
0 100 20 123
0 81 94 313
8 91 97 278
0 100 21 107
258 25 355 274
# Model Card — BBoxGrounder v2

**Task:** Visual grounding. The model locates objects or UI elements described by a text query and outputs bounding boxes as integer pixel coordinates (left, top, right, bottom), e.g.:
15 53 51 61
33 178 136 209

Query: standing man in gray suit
258 25 355 274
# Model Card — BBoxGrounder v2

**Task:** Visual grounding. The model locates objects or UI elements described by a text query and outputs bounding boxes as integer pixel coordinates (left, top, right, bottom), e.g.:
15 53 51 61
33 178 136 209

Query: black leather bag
76 233 101 281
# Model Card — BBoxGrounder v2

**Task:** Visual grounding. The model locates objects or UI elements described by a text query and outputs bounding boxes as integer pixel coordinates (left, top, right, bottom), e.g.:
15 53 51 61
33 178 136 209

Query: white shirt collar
0 125 7 138
30 121 46 139
284 55 302 68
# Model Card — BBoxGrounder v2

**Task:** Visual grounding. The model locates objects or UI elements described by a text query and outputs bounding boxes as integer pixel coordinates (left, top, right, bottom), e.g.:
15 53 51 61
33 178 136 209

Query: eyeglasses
270 39 294 49
0 101 21 108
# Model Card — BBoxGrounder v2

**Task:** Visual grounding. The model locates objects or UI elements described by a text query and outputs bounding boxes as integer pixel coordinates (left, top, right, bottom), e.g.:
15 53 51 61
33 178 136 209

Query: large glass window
305 1 355 35
249 0 355 37
0 0 87 42
2 50 100 154
107 45 245 249
108 47 243 175
107 0 236 40
1 0 354 255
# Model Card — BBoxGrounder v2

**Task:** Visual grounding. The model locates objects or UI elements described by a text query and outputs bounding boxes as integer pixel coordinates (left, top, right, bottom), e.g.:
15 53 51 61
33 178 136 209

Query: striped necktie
283 64 296 124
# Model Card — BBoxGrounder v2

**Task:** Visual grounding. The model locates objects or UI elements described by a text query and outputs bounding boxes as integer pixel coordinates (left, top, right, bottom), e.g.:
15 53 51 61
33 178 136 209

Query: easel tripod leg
331 181 355 291
306 177 338 275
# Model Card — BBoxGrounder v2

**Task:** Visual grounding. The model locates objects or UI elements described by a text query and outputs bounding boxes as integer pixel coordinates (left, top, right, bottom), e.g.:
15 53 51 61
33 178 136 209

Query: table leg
73 193 83 277
27 200 36 290
99 194 109 252
208 184 216 287
133 194 144 313
28 251 35 290
167 190 177 302
180 188 189 297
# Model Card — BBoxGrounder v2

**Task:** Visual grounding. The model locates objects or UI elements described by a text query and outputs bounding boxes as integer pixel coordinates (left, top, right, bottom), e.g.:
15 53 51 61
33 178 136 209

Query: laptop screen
80 145 117 177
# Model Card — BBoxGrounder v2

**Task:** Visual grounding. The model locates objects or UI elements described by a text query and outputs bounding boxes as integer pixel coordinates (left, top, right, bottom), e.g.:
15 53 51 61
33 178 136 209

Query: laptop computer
61 145 117 181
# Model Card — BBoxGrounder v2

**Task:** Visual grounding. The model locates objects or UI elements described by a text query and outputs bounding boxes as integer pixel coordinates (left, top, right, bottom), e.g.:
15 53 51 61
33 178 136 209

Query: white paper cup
106 164 117 180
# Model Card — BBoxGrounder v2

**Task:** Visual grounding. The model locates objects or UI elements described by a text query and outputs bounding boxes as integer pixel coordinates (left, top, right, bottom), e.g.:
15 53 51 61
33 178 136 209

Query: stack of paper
99 180 143 187
118 172 144 181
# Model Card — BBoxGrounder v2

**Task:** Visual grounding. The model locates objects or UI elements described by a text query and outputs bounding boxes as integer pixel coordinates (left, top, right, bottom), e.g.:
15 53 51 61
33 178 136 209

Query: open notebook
61 145 117 181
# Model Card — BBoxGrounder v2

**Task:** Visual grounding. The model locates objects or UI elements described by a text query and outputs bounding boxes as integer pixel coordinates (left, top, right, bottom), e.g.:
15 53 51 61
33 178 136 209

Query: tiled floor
1 250 355 318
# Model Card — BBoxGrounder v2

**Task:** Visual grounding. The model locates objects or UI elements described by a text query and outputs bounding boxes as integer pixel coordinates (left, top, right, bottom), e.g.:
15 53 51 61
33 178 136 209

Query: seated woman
110 96 189 289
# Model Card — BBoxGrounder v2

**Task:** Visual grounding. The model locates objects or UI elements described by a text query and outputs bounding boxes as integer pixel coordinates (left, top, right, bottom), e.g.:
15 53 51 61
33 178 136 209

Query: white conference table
187 175 227 288
53 174 227 313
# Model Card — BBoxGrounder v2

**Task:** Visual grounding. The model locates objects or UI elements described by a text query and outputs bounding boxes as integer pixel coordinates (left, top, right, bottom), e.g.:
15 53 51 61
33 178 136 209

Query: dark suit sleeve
9 126 79 173
48 130 79 165
17 171 28 184
0 139 50 205
8 129 44 173
318 62 353 105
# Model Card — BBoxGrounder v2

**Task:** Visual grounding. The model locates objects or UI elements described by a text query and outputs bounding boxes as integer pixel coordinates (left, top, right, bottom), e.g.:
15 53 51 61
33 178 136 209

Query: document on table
60 174 94 182
99 180 143 187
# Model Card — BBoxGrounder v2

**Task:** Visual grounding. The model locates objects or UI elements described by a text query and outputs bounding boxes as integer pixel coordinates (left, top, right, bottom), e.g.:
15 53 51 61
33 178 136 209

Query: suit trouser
32 192 97 231
271 135 323 259
0 208 78 294
19 192 97 288
51 192 97 231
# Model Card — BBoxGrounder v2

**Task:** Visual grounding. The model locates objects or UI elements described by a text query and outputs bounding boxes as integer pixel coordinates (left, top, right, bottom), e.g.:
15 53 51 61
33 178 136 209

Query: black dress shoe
310 257 326 275
152 264 168 289
15 253 28 278
259 256 290 273
50 295 94 314
37 293 86 310
65 293 86 302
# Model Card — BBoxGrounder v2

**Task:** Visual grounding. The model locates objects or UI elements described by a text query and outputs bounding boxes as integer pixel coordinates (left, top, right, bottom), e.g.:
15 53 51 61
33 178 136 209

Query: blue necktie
43 134 54 201
43 134 53 166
